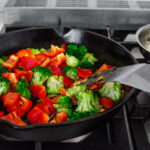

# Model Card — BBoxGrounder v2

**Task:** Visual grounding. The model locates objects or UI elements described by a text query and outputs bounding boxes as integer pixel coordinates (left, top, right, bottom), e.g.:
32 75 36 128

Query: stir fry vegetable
0 44 129 126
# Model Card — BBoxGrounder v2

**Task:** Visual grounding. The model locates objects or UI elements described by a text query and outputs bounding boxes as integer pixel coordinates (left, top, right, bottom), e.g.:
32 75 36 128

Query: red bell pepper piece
19 57 40 70
61 43 66 50
59 62 67 69
27 107 50 124
49 53 66 67
1 111 18 121
40 58 51 67
41 98 55 114
1 73 18 84
43 45 65 57
88 83 104 90
35 53 48 63
50 95 61 104
2 92 20 107
10 117 27 126
16 49 34 58
2 55 19 69
14 69 33 81
30 85 46 98
35 103 49 114
1 112 26 126
55 111 68 123
16 97 33 116
7 102 21 113
99 97 115 109
0 111 4 118
50 66 64 76
97 64 114 71
76 67 93 79
63 74 74 88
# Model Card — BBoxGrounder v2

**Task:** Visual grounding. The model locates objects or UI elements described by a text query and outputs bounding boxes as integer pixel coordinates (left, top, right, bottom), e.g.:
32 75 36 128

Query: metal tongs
75 63 150 93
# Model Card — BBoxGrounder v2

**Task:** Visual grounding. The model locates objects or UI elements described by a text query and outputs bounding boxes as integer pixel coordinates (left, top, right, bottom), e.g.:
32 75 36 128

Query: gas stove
0 0 150 149
0 25 149 150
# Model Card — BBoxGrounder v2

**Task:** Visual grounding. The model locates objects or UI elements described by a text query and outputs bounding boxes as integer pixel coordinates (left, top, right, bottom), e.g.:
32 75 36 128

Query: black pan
0 27 137 141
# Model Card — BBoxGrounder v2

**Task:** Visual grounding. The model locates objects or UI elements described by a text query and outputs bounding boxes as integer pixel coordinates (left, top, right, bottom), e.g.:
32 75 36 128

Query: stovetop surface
0 118 148 150
0 26 150 150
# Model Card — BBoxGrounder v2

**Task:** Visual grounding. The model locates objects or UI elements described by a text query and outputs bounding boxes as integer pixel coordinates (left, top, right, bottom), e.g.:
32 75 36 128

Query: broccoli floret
0 59 3 65
66 44 78 56
66 44 87 60
0 76 10 96
30 48 41 55
67 85 87 98
80 53 97 69
66 54 79 67
68 112 91 121
0 66 8 74
76 90 101 113
77 45 88 60
57 96 73 107
54 96 73 116
15 80 31 99
99 82 121 102
46 75 64 94
54 104 73 116
32 66 52 85
1 56 8 61
62 66 78 80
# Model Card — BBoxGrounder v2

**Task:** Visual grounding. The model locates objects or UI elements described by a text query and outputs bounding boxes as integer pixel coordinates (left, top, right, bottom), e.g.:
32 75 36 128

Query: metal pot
136 24 150 62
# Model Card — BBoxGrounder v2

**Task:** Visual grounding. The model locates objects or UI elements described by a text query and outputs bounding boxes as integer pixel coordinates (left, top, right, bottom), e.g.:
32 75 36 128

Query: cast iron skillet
0 27 137 141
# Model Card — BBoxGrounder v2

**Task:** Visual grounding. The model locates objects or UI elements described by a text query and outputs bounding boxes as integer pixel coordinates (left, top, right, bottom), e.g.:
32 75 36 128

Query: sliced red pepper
1 113 26 126
16 97 33 116
43 45 65 57
1 73 18 84
61 43 66 50
9 117 27 126
27 107 50 124
2 92 20 107
76 67 93 79
2 55 19 69
7 102 21 113
40 58 51 67
63 75 74 88
99 97 115 109
55 111 68 123
1 111 18 121
59 87 67 96
50 95 61 104
30 85 46 98
97 64 114 71
41 98 55 114
35 53 48 64
35 103 49 115
14 69 33 81
49 53 66 67
88 83 104 90
16 49 34 58
0 111 4 118
50 66 64 76
19 57 40 70
59 62 67 69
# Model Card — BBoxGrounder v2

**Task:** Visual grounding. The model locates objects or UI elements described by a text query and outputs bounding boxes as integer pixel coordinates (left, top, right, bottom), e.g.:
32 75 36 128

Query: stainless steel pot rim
136 24 150 52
